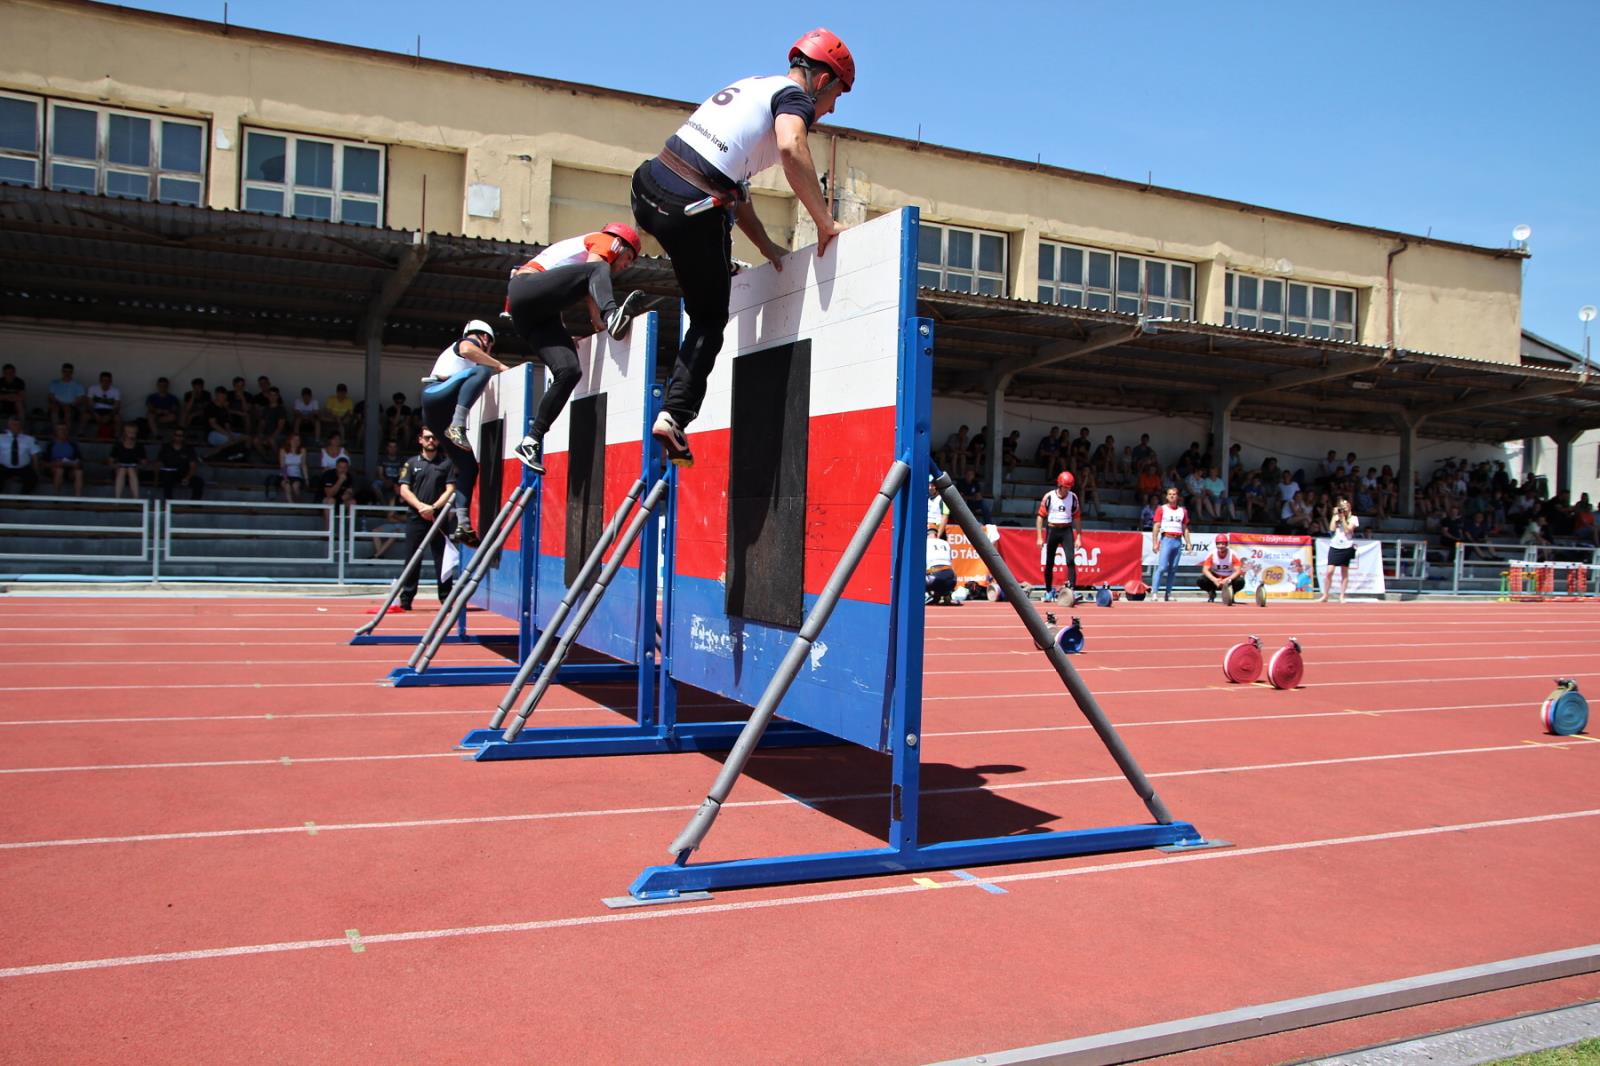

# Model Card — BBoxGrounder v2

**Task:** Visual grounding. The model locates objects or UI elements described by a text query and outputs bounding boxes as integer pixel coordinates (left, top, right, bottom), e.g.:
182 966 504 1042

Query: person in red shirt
1035 471 1079 603
505 223 644 474
1198 533 1246 604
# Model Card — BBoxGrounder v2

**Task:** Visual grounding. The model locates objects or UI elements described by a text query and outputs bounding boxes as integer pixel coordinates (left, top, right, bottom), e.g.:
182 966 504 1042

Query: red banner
993 528 1144 587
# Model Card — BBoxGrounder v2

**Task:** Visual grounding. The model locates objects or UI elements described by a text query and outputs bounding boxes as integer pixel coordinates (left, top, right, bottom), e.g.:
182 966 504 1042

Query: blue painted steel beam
351 633 520 647
390 661 636 688
628 821 1206 899
465 719 840 760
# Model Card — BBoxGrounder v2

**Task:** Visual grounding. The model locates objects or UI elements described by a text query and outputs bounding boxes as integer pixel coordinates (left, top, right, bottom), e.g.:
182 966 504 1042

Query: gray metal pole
665 460 909 858
933 471 1176 825
486 478 646 729
501 476 672 741
354 502 452 637
408 484 532 671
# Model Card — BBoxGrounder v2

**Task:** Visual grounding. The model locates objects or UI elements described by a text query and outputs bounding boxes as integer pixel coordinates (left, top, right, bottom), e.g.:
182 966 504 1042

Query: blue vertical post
889 206 933 855
635 317 663 729
519 364 540 659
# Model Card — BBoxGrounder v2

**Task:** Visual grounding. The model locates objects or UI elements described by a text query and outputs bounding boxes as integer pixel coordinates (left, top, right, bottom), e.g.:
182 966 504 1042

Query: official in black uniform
396 427 457 611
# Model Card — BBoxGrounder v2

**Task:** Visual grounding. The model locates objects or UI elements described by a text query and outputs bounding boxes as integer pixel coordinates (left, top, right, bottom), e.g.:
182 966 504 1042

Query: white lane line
0 699 740 727
4 807 1595 979
926 700 1518 737
0 681 385 693
0 752 460 775
925 671 1576 701
925 651 1600 676
3 738 1585 837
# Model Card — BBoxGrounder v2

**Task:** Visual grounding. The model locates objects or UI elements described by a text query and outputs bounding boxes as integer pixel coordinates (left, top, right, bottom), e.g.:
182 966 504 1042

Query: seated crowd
0 361 423 508
931 422 1598 555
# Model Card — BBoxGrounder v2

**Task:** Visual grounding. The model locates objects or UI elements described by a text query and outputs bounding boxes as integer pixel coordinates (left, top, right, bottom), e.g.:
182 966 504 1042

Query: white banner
1315 539 1386 595
1141 531 1217 568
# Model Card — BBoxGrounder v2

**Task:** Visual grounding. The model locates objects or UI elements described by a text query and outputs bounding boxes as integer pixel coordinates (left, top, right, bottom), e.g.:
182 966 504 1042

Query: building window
0 92 42 188
0 94 206 203
242 130 383 226
1038 242 1193 319
918 222 1006 295
1226 272 1356 341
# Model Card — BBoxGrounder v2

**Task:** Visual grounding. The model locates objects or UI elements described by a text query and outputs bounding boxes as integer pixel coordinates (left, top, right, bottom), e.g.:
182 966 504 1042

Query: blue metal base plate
388 662 636 688
351 633 519 647
626 821 1208 900
461 719 841 759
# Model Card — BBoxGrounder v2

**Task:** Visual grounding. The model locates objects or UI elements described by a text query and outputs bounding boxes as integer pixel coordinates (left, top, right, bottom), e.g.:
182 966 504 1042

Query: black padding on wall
477 418 505 533
564 393 606 586
726 340 810 628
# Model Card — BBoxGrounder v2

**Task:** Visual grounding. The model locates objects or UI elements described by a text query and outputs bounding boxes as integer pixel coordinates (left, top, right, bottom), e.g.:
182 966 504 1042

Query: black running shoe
604 291 644 341
514 434 544 474
651 411 694 468
450 519 480 548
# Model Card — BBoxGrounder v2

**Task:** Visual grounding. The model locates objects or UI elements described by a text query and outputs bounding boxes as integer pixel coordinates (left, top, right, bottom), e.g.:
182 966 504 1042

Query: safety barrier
1452 541 1600 597
0 493 152 578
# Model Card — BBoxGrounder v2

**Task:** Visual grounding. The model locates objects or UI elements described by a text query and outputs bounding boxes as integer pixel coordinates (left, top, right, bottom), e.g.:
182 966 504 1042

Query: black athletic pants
1044 524 1077 593
630 160 733 427
1197 572 1246 599
507 264 618 438
399 513 453 609
420 387 476 515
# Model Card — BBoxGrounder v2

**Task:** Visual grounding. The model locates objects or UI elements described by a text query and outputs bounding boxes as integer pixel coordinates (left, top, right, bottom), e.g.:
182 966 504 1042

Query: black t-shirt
378 457 404 480
146 391 178 414
399 452 454 514
258 403 287 431
159 444 197 473
110 441 146 466
0 376 24 398
319 467 352 497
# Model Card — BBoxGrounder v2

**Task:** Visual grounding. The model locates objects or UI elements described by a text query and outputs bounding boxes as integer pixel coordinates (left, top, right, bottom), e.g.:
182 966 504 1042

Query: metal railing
345 503 414 571
1451 541 1600 596
163 498 341 572
1373 536 1429 592
0 493 152 575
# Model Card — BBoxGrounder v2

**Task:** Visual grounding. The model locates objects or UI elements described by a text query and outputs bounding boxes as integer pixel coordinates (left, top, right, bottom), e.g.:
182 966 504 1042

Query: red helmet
602 222 641 255
1215 533 1230 546
790 28 855 92
1056 471 1075 491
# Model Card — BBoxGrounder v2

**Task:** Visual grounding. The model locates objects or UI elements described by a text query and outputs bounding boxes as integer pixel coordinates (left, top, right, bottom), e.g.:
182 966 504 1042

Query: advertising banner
1314 538 1386 595
1231 533 1315 600
993 528 1144 587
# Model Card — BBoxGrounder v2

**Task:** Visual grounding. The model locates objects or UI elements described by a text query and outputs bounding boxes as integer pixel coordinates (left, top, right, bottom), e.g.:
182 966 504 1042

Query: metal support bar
933 470 1175 825
353 504 452 637
664 460 910 859
407 483 532 672
486 478 646 729
500 476 672 741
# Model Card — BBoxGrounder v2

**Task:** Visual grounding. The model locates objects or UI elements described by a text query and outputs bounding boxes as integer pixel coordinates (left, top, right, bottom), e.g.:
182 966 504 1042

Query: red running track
2 594 1598 1064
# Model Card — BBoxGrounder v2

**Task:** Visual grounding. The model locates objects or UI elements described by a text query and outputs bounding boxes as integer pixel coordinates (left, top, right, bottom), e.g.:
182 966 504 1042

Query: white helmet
462 319 496 342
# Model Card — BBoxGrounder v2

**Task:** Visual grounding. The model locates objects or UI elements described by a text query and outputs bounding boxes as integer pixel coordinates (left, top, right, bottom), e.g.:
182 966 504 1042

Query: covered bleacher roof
4 185 1597 444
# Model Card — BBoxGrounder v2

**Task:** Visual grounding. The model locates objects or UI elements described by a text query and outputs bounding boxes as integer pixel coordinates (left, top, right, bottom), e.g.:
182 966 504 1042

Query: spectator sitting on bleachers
0 363 27 422
181 378 211 438
318 432 351 474
1241 471 1271 524
323 384 356 442
278 433 308 503
1091 434 1116 485
48 363 87 433
1000 429 1020 474
968 424 987 471
1136 460 1162 501
1438 504 1466 556
1069 426 1093 471
319 455 358 509
157 429 203 500
256 388 288 456
1314 449 1339 489
1130 433 1156 471
1175 441 1202 480
1201 466 1235 521
252 376 275 411
109 422 147 499
1138 492 1159 531
1521 515 1554 559
1277 470 1301 510
956 467 990 523
205 386 252 462
1280 490 1313 533
46 423 84 496
0 415 41 494
1377 467 1399 519
1226 442 1244 490
1183 466 1208 519
373 439 405 505
384 392 417 443
1116 445 1134 486
1572 494 1597 547
292 387 320 440
1462 510 1501 560
85 372 122 441
1034 427 1062 476
143 377 180 439
939 424 972 474
1076 463 1102 519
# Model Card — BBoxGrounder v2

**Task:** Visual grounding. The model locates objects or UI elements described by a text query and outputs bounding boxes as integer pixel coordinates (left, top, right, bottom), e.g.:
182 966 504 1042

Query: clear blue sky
126 0 1599 357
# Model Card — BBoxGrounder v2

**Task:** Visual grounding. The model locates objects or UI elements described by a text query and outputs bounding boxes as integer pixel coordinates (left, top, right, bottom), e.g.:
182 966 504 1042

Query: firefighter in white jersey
1198 532 1246 603
1035 471 1079 603
630 28 854 468
502 223 644 474
1150 484 1192 601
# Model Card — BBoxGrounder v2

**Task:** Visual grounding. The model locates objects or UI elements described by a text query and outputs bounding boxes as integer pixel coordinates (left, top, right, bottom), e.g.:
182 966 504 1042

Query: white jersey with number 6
671 75 796 185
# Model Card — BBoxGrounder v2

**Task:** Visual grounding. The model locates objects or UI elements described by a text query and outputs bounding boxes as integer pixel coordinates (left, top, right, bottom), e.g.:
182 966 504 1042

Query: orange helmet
790 28 855 92
1056 471 1075 491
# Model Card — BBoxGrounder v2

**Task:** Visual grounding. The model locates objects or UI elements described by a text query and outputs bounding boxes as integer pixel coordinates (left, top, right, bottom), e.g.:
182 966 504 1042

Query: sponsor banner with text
1315 538 1386 595
1231 532 1315 599
994 528 1144 587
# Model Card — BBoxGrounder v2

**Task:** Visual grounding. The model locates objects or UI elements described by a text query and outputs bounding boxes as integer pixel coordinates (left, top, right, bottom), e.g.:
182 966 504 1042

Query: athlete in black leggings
505 225 642 474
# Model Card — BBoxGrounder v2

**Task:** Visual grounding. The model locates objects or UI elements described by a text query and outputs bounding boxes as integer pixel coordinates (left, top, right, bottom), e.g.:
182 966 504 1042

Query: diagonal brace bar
353 500 453 637
486 478 647 729
500 476 672 741
933 470 1175 825
664 460 911 859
